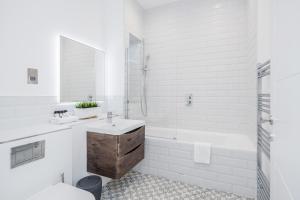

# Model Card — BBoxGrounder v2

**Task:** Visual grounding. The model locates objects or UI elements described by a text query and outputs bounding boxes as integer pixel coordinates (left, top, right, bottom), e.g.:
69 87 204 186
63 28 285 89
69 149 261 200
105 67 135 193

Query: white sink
86 119 145 135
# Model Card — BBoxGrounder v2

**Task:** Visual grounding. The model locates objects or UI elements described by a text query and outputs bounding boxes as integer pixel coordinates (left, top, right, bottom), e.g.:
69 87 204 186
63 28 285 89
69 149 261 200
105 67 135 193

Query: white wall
0 0 106 97
271 1 300 199
125 0 145 39
0 0 107 128
257 0 271 63
103 0 125 114
129 0 256 137
0 0 126 129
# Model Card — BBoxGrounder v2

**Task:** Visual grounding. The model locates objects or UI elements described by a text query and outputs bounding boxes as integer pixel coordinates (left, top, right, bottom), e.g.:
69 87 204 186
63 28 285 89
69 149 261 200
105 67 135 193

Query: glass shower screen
124 34 146 119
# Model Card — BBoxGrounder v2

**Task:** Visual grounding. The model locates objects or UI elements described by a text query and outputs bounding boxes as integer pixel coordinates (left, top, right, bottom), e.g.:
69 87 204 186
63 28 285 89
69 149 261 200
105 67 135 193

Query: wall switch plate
27 68 38 84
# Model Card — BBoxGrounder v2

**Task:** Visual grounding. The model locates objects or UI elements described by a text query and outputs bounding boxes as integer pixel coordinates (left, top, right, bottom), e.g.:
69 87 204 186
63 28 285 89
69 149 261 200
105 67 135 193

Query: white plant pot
74 107 101 119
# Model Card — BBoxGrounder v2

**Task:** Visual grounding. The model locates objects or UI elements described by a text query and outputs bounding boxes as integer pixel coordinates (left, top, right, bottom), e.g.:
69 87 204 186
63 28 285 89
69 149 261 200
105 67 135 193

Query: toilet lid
27 183 95 200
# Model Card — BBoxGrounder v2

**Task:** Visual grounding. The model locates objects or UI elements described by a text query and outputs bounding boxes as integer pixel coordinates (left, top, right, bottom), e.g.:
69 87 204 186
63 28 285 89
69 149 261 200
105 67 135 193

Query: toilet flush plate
27 68 38 84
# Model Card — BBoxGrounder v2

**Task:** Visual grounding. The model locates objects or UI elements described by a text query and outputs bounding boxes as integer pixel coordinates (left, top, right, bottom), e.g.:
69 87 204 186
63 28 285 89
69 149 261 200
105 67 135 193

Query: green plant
75 101 98 109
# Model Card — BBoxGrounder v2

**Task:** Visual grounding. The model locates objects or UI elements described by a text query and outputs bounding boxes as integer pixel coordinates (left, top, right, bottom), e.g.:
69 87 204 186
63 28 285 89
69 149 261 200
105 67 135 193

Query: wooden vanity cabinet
87 126 145 179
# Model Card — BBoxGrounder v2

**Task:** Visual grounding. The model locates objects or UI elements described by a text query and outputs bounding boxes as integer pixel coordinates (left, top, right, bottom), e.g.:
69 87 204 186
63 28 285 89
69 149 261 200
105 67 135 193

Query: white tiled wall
246 0 258 143
135 137 257 198
0 96 57 130
128 0 257 138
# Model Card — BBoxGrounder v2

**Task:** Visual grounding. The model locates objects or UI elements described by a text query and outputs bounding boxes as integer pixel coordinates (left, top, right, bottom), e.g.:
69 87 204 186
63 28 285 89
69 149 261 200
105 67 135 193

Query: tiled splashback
0 96 119 130
0 96 57 129
128 0 257 137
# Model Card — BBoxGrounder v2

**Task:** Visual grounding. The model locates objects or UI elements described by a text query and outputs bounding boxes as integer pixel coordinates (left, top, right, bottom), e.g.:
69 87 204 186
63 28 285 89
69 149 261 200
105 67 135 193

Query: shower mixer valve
186 94 193 106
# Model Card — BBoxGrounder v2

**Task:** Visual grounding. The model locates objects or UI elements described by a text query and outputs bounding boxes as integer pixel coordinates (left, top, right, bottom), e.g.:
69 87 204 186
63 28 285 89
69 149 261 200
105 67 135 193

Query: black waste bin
76 175 102 200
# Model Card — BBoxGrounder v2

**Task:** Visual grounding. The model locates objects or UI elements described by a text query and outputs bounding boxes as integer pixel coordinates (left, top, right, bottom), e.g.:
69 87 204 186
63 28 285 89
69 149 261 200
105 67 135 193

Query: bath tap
186 94 193 106
107 112 113 123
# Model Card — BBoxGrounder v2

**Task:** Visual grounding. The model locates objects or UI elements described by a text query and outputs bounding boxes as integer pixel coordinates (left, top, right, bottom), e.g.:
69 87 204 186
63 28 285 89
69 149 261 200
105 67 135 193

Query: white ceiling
137 0 182 10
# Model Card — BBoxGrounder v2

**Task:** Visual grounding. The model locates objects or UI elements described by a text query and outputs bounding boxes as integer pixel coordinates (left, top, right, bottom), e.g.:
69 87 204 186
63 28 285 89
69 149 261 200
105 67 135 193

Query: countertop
0 123 71 144
0 117 101 144
0 116 144 144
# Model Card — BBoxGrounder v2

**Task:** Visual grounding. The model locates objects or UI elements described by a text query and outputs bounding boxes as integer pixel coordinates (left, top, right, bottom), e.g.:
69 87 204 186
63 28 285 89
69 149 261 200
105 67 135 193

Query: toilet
27 183 95 200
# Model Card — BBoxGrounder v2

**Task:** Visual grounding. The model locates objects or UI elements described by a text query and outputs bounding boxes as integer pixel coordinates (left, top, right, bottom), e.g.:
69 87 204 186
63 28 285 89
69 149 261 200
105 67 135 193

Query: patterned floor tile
101 171 254 200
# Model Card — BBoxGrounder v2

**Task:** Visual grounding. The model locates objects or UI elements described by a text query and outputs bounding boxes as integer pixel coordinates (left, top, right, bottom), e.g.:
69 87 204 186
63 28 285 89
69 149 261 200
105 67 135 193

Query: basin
86 119 145 135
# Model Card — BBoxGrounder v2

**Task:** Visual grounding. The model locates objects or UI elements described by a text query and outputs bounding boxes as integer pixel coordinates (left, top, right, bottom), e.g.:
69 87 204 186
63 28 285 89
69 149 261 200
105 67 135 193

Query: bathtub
134 126 257 198
145 126 256 151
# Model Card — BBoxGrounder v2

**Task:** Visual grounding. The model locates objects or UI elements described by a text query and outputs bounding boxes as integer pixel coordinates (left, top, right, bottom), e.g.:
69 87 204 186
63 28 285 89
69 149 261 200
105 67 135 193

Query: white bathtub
145 126 256 151
135 126 257 198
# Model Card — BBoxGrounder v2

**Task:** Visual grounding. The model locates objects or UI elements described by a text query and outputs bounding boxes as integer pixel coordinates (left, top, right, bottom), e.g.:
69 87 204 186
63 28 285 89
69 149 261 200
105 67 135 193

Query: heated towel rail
257 60 272 200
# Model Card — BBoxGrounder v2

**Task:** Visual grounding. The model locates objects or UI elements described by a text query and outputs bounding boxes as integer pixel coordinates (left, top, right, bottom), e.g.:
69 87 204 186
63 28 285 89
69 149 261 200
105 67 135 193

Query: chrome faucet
107 112 113 123
186 94 193 106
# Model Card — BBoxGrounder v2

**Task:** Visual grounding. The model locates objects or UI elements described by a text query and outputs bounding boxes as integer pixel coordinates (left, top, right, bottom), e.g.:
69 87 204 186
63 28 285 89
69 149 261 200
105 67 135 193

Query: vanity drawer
87 125 145 179
118 126 145 157
87 132 118 178
116 143 144 179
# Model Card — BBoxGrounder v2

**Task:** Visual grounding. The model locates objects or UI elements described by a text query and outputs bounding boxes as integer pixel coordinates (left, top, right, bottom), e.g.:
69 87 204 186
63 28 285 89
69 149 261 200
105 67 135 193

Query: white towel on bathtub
194 143 211 164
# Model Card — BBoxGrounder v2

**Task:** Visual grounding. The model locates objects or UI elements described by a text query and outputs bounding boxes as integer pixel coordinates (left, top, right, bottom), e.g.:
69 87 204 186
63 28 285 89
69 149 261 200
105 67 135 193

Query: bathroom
0 0 298 200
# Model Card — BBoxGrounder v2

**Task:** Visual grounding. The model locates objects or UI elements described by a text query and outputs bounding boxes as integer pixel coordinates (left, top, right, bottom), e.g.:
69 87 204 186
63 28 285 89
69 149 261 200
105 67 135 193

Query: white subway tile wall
0 97 57 130
128 0 257 138
246 0 258 143
135 137 257 198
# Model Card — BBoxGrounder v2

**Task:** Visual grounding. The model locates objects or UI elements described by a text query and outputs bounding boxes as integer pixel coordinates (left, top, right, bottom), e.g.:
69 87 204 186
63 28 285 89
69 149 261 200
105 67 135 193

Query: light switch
27 68 38 84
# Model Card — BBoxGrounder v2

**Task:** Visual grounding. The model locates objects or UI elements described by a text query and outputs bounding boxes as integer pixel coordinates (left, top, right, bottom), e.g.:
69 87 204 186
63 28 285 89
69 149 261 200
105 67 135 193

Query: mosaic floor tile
101 171 254 200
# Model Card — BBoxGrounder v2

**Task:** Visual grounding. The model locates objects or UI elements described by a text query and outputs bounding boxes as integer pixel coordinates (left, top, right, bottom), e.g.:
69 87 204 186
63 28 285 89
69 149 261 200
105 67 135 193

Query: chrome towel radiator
257 60 272 200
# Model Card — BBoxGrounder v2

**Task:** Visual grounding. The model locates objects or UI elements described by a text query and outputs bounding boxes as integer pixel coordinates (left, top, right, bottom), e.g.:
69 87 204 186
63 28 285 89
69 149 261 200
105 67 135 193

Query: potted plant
74 102 101 119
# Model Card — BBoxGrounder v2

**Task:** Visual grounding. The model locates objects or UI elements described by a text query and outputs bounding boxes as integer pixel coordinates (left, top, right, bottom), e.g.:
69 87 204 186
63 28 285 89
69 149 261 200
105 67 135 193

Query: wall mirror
60 36 105 102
